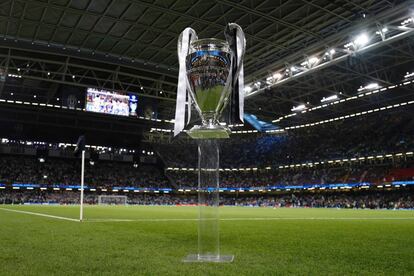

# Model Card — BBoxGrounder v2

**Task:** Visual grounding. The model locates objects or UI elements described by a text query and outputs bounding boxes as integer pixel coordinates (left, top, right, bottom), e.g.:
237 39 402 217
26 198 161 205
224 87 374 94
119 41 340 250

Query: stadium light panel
244 86 252 93
273 72 282 80
404 72 414 79
353 33 369 47
358 82 381 92
365 83 379 89
308 56 319 66
321 95 338 102
400 17 413 26
291 104 306 112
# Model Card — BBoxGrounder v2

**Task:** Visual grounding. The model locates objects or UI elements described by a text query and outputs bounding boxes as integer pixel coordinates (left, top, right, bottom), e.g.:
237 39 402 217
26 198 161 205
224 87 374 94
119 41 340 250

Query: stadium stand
157 111 414 168
1 110 414 191
1 189 413 209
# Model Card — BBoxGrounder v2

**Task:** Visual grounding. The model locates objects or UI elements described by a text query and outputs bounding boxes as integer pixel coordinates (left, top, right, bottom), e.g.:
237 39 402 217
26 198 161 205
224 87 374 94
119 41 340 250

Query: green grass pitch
0 205 413 275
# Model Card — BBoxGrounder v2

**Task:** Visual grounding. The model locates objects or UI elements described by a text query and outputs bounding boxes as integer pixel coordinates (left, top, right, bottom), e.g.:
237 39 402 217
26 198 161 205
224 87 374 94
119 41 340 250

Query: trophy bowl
186 38 232 139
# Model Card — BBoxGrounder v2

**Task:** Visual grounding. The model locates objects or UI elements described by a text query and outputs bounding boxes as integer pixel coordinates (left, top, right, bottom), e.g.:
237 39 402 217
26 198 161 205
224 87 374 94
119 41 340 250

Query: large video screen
86 88 130 116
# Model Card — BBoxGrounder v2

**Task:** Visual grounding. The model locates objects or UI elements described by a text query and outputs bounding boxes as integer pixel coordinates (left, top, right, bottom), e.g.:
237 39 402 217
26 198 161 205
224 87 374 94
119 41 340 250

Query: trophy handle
174 28 198 136
217 23 246 122
178 29 203 123
226 23 246 80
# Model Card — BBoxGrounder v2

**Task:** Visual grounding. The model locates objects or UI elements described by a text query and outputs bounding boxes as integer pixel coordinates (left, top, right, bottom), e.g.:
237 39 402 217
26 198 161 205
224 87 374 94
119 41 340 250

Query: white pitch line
0 207 79 222
84 217 414 223
85 218 198 222
1 208 412 223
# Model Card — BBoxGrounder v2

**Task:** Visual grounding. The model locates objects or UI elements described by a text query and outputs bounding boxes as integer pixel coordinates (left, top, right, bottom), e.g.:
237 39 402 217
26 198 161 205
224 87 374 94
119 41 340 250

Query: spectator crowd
0 155 169 188
1 189 413 209
1 109 413 206
157 111 414 168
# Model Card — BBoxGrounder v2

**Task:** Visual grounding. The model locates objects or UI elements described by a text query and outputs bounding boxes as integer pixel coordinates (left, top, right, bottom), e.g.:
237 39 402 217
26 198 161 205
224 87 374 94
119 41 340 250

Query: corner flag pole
80 150 85 222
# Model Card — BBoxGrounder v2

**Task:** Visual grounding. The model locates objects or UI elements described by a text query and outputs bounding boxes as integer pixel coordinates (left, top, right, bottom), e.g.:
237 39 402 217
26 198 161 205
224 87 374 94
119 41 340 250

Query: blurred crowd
0 155 169 188
157 111 414 168
1 189 413 209
167 162 414 188
1 155 413 189
0 110 413 203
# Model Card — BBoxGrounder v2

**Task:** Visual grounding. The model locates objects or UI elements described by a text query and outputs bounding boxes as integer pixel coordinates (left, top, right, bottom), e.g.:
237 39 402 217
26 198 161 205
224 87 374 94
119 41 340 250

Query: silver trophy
176 24 246 263
174 23 246 139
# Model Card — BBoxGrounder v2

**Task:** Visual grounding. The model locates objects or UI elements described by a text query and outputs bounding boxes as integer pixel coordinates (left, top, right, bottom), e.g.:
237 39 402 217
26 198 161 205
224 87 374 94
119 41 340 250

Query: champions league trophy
174 23 246 263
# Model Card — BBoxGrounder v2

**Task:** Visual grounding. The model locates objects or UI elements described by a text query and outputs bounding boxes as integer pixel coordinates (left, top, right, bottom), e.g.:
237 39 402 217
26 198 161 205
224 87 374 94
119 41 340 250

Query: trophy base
187 125 230 139
182 254 234 263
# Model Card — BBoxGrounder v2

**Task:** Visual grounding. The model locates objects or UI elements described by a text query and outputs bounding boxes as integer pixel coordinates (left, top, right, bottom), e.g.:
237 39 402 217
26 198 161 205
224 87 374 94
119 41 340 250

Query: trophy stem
183 139 233 263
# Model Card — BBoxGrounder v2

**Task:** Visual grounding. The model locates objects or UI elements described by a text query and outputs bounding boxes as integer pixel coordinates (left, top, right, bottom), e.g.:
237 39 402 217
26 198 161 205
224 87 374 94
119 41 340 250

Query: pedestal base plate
183 254 234 263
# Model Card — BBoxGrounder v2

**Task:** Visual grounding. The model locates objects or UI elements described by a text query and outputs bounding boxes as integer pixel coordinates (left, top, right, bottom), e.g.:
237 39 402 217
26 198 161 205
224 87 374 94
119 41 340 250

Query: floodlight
357 82 380 92
273 73 282 80
291 104 306 112
365 83 379 89
353 33 369 47
266 73 282 84
244 85 252 93
321 95 338 102
401 17 413 26
308 56 319 65
404 72 414 79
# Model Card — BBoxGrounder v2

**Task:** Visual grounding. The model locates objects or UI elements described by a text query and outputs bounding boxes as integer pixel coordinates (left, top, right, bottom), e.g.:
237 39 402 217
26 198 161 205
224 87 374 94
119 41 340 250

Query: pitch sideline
83 217 414 223
0 207 79 222
1 207 413 223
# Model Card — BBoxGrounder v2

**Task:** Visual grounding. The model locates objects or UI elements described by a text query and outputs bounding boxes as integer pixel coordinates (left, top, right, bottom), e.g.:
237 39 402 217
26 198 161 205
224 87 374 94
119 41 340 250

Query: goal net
98 195 128 205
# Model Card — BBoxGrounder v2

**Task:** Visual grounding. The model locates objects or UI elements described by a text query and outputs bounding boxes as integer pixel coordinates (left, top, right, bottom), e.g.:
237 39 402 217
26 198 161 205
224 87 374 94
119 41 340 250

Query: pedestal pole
183 139 233 262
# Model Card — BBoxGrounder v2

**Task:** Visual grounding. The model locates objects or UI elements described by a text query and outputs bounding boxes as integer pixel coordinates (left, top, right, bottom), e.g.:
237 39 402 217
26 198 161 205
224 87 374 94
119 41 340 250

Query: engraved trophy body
186 38 232 138
175 24 246 263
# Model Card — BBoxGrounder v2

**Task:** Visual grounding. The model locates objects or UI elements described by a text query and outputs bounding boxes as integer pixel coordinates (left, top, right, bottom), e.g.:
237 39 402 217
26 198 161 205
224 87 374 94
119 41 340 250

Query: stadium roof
0 0 413 142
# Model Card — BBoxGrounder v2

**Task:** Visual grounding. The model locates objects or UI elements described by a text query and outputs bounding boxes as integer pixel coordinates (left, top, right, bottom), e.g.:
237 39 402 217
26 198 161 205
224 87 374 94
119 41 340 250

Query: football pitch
0 205 413 275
